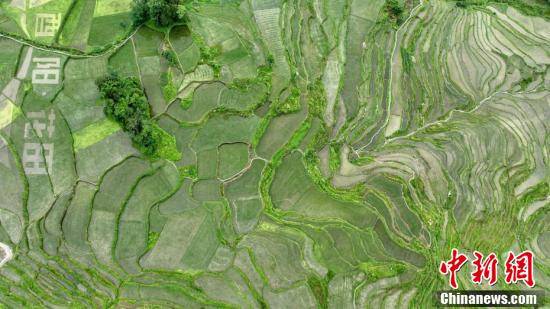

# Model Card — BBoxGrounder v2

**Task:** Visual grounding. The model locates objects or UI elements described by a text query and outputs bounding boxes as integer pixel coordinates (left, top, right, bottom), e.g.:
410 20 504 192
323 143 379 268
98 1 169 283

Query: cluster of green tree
132 0 188 28
454 0 549 17
385 0 405 26
97 74 181 160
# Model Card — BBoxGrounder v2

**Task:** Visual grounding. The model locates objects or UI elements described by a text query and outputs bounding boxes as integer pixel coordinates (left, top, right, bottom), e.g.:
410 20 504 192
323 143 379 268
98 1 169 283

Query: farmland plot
0 0 548 307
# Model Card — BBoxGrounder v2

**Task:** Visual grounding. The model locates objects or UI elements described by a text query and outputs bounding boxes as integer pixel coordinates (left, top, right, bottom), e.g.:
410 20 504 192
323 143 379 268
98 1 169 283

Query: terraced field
0 0 548 307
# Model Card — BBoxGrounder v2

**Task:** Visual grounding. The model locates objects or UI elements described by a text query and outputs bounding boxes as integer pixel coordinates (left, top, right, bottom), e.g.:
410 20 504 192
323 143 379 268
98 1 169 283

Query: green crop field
0 0 548 307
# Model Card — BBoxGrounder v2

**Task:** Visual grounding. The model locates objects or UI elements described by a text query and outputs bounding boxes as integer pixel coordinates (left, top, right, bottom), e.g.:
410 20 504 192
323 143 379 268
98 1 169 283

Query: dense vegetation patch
132 0 189 27
275 87 301 114
359 261 407 282
161 49 179 67
193 34 223 76
161 70 178 102
385 0 405 25
229 57 273 91
97 74 181 160
307 79 327 118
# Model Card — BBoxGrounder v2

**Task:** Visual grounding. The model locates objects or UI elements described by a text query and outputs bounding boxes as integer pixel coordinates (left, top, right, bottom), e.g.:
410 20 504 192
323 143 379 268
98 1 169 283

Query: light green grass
0 99 21 130
73 118 121 151
94 0 133 17
153 124 182 162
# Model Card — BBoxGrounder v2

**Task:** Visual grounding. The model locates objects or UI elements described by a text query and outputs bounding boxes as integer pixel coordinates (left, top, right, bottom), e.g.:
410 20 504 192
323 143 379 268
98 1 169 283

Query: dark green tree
131 0 150 25
131 0 185 27
97 74 160 156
